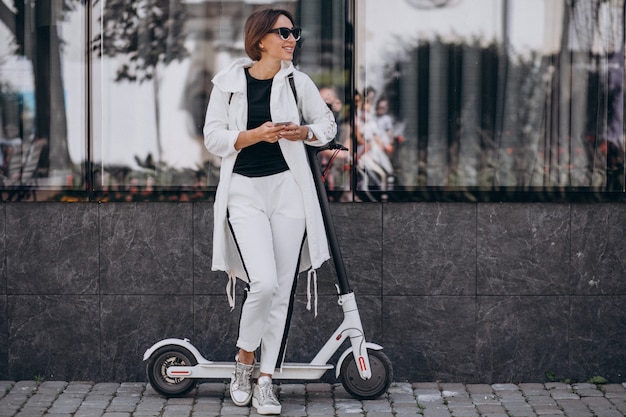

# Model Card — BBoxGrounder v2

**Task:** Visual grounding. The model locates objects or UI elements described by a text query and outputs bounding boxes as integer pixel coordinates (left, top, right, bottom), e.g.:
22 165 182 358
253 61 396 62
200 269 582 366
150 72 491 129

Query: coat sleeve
296 74 337 146
203 86 241 158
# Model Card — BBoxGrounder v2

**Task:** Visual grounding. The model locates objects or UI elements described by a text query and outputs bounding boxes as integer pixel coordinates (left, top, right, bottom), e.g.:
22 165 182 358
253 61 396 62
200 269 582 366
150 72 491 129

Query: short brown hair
244 9 295 61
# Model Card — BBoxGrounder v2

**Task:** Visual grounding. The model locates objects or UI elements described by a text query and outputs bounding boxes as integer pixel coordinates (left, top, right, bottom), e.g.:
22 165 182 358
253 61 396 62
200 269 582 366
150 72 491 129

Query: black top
232 68 289 177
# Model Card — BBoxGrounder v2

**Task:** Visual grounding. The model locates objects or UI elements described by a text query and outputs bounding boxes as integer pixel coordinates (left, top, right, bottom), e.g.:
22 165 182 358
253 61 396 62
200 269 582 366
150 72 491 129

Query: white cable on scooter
226 272 236 310
306 269 318 317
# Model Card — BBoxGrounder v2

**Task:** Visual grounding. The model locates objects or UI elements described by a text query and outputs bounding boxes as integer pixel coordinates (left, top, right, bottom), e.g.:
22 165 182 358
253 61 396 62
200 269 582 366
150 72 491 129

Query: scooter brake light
358 356 367 372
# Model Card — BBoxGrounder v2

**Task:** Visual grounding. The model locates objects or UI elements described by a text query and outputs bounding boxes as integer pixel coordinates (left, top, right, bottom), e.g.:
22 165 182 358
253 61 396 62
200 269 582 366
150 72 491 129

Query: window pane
0 1 86 198
357 0 625 198
92 0 348 198
92 0 201 192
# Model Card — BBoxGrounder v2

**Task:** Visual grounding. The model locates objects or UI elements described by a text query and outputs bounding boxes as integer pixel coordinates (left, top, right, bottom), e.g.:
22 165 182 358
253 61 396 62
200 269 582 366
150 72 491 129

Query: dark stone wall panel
329 203 383 295
477 203 570 296
476 296 569 382
383 295 477 382
0 205 5 294
0 296 7 378
100 295 194 382
569 296 626 382
100 203 193 295
6 203 98 295
383 203 476 296
1 201 625 384
193 202 225 295
571 203 626 295
8 295 100 381
193 294 241 364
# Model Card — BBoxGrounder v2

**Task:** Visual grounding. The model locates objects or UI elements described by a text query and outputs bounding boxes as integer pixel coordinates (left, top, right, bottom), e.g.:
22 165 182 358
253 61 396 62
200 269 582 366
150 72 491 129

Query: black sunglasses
267 27 302 41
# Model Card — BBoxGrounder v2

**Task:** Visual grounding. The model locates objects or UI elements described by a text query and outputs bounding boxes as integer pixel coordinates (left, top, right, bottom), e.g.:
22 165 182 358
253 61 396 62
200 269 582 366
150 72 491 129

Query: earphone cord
322 149 342 182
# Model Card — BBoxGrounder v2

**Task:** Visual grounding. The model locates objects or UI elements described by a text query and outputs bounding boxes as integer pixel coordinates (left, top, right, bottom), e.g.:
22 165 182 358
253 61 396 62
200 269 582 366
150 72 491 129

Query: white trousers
227 171 306 375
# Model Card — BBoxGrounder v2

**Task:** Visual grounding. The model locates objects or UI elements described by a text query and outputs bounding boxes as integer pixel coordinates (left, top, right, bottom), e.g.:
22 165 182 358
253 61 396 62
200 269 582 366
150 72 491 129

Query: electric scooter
143 141 393 400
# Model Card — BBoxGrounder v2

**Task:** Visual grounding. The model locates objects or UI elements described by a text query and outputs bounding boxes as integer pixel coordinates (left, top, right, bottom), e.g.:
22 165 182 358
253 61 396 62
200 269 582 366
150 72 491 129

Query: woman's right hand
235 122 286 150
257 122 287 144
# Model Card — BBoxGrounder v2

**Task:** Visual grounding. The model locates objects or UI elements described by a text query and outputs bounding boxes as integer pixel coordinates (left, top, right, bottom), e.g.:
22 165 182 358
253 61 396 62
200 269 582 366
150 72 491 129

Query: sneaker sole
252 398 281 415
230 387 252 406
231 395 252 407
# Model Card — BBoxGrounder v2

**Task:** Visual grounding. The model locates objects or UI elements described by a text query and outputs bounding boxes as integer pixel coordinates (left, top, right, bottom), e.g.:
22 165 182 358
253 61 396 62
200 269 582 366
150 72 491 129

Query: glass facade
356 0 625 201
0 0 87 200
0 0 623 201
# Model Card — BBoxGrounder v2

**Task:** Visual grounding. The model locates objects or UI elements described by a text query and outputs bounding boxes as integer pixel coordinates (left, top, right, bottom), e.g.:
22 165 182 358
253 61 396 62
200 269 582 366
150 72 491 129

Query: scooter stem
306 143 351 294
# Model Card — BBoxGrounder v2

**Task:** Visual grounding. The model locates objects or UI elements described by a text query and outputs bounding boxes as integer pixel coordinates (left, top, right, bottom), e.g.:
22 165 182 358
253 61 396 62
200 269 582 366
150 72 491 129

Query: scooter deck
167 362 334 380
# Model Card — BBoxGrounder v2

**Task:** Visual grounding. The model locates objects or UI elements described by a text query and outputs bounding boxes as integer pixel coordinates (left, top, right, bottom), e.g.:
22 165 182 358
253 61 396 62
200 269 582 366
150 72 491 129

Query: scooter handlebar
313 139 348 153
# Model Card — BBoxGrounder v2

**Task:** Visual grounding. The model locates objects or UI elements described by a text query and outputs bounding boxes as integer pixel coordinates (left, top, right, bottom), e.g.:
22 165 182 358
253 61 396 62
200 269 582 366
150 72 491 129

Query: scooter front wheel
146 345 198 397
339 349 393 400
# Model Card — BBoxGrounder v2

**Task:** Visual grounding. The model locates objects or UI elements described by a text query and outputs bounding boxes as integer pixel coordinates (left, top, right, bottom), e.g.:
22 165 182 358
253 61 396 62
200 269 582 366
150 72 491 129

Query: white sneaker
230 356 254 406
252 376 281 415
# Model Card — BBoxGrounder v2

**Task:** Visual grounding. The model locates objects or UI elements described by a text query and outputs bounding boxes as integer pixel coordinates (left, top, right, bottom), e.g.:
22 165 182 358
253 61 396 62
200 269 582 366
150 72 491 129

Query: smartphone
274 122 291 126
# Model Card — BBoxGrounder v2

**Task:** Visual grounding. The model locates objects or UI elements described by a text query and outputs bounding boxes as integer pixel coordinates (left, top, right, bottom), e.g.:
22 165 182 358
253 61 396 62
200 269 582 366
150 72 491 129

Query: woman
203 8 336 415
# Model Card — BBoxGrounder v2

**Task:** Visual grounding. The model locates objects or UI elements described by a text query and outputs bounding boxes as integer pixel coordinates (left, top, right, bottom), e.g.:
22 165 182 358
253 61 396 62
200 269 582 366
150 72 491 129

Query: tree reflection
93 0 189 167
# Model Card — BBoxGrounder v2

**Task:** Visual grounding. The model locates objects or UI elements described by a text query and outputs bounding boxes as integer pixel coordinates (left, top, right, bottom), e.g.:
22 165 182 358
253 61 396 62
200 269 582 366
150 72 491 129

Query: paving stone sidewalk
1 380 625 417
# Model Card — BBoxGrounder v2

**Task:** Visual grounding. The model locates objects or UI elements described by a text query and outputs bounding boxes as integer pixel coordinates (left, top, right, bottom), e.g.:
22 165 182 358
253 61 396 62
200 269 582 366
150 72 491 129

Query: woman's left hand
278 123 307 142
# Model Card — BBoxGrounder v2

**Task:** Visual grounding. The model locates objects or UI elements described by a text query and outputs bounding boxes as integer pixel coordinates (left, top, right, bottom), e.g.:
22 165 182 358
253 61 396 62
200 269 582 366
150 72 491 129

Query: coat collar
212 58 295 92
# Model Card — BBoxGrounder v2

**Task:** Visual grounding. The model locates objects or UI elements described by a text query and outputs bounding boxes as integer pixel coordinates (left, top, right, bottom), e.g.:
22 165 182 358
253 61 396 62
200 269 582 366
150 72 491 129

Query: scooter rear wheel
146 345 198 397
339 349 393 400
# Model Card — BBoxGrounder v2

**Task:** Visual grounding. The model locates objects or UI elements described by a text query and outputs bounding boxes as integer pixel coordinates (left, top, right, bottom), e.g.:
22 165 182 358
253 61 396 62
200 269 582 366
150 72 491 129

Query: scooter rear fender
142 338 209 364
335 342 383 379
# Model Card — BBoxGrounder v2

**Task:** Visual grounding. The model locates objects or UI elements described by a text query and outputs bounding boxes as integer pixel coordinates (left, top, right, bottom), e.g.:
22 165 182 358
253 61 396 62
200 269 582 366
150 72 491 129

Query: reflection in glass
3 0 623 201
358 0 624 198
92 0 348 199
0 1 86 199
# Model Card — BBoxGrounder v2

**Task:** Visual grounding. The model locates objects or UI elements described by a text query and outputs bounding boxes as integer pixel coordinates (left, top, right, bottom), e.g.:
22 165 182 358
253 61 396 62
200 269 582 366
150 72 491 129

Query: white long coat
203 58 337 286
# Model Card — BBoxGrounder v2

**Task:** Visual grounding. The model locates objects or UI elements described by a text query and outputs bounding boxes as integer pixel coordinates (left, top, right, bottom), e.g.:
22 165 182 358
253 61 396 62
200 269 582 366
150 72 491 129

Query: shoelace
233 362 252 390
258 380 279 404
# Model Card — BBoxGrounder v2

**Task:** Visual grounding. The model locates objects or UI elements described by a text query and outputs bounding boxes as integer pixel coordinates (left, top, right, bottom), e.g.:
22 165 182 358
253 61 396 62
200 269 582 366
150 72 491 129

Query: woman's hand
275 122 309 142
235 122 309 150
235 122 283 150
257 122 287 143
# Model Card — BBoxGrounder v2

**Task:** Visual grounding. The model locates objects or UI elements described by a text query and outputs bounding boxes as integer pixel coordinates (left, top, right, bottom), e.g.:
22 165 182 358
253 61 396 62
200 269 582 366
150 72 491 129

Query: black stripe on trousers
226 210 250 348
275 231 306 370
